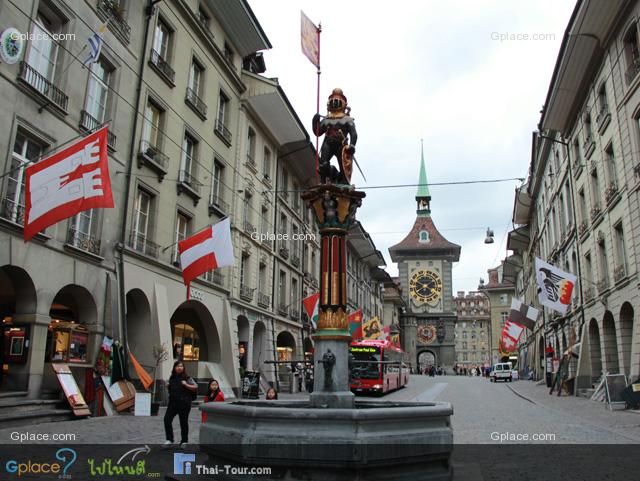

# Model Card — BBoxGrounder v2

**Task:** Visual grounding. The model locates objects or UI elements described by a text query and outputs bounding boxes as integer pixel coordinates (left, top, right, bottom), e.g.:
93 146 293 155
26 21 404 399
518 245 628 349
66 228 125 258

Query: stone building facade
453 291 491 367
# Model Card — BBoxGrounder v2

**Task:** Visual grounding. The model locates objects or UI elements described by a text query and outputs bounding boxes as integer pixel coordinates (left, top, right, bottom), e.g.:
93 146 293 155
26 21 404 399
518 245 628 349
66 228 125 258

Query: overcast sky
248 0 576 294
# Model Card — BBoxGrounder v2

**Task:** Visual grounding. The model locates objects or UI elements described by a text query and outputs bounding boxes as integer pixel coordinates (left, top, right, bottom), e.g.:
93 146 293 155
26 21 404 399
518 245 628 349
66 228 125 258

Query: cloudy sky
248 0 576 293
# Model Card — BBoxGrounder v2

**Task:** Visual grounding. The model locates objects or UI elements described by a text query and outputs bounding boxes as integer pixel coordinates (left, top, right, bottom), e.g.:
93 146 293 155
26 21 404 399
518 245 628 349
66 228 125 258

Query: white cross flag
535 258 577 315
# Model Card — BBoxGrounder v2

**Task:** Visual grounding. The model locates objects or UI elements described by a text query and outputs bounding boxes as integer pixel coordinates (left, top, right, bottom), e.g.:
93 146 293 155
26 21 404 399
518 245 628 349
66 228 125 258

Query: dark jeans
164 403 191 443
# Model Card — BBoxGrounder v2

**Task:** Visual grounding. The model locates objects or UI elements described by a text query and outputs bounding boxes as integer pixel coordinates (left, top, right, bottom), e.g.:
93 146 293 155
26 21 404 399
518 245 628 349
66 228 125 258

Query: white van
489 362 513 382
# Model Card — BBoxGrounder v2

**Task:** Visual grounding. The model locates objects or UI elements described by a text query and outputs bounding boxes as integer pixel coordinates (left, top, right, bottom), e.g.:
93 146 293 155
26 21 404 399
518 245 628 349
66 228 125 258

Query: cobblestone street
1 375 638 446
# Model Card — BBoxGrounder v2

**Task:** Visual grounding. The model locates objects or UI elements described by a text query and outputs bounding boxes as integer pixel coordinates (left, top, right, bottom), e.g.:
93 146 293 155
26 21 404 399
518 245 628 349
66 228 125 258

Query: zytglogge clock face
409 269 443 304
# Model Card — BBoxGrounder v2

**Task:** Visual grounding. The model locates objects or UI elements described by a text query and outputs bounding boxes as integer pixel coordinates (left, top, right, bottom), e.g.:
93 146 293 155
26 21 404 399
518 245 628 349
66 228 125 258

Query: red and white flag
300 11 320 68
500 320 524 353
302 292 320 329
178 218 234 295
24 126 113 241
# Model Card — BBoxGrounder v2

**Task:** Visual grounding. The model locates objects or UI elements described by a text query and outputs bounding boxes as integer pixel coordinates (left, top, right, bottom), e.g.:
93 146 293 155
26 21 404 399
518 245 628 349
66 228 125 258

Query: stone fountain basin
200 400 453 480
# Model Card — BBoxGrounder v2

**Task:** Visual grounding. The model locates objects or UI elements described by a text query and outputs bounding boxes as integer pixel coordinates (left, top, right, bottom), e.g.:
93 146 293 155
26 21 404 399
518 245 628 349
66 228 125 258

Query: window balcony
194 11 215 41
0 198 24 225
578 221 589 238
97 0 131 44
66 226 101 256
291 254 300 267
185 87 207 120
625 57 640 85
596 276 609 294
128 232 159 258
596 105 611 134
178 169 202 204
590 205 602 224
278 303 289 316
149 49 175 87
138 140 169 180
583 136 596 159
604 182 619 205
614 264 627 283
214 118 232 145
239 284 255 302
208 195 228 216
18 61 68 112
202 270 225 287
245 153 257 173
80 110 116 151
279 246 289 259
243 220 256 235
257 292 270 308
289 309 300 321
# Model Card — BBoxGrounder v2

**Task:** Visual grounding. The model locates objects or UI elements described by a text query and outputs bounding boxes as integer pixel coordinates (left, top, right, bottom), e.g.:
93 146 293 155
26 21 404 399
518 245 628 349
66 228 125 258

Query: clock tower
389 144 460 372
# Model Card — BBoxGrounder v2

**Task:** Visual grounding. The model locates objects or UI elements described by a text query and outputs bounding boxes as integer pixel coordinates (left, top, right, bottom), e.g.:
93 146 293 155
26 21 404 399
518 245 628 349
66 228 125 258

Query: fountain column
302 184 365 408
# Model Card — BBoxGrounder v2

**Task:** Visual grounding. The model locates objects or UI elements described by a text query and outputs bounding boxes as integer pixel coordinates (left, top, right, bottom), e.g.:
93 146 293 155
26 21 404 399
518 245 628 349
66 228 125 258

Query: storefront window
173 323 200 361
47 320 89 363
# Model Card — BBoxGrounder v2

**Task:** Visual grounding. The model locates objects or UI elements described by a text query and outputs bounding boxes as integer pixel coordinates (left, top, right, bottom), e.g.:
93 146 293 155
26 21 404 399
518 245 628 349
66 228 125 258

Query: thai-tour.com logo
173 453 272 476
5 447 76 478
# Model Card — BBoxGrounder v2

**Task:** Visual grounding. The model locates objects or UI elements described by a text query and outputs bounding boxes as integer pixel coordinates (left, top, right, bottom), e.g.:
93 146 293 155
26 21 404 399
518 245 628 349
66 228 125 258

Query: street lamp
484 228 495 244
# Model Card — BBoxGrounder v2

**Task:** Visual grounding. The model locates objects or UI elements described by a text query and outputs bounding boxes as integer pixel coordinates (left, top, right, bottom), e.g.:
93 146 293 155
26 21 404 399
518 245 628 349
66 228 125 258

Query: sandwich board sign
605 374 627 410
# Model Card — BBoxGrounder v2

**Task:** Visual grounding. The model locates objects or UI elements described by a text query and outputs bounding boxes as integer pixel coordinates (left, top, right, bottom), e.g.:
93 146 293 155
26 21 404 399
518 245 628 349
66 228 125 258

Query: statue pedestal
310 338 354 409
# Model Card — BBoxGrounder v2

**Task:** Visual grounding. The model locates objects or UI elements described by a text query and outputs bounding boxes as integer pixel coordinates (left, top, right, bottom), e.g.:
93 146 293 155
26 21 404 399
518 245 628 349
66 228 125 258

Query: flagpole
315 22 321 185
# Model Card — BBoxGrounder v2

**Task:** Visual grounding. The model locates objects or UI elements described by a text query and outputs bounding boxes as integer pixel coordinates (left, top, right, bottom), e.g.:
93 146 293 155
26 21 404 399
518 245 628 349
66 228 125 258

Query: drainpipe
269 150 281 391
117 0 157 370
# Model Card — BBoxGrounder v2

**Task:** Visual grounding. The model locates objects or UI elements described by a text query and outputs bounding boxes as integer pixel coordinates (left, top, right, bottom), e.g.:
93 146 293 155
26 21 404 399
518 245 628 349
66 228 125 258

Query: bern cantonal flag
24 126 114 241
178 218 234 295
510 298 539 331
535 258 577 315
349 309 363 339
300 10 320 68
302 292 320 329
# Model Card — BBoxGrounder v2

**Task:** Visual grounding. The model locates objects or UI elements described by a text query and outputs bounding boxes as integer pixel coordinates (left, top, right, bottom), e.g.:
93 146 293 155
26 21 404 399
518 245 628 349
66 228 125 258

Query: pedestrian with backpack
164 361 197 448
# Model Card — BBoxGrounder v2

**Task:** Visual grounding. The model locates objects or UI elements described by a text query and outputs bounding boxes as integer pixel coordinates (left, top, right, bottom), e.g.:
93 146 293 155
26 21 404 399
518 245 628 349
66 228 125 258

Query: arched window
419 230 429 243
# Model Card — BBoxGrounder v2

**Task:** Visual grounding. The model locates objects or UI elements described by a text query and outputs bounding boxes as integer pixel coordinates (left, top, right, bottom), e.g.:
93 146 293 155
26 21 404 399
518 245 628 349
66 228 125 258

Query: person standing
164 361 197 447
201 379 224 423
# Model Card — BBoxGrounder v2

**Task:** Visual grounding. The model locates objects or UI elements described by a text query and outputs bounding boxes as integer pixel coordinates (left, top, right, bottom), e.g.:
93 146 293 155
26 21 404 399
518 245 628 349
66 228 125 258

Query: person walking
164 361 197 448
201 379 224 423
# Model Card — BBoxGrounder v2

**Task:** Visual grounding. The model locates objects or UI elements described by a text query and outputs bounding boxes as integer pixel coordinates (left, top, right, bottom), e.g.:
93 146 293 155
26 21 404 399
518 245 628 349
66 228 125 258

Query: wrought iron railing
243 220 256 234
185 87 207 118
590 205 601 223
149 49 175 84
215 118 232 144
291 254 300 267
139 139 169 172
0 198 24 224
208 195 228 213
179 169 202 195
278 303 289 316
257 292 270 308
97 0 131 43
203 270 224 286
128 231 159 258
246 153 256 169
66 226 101 255
596 105 610 129
625 57 640 85
605 183 618 204
195 11 215 40
289 309 300 320
240 284 255 301
18 61 68 111
80 110 116 150
597 276 609 293
614 264 627 283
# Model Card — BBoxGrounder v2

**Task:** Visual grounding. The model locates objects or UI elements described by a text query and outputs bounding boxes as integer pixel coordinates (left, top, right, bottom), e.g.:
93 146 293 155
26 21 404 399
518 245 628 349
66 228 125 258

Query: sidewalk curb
506 384 536 405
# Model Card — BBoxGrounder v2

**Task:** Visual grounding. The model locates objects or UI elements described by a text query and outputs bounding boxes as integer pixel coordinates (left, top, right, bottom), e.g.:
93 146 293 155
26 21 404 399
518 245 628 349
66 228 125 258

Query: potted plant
151 343 169 416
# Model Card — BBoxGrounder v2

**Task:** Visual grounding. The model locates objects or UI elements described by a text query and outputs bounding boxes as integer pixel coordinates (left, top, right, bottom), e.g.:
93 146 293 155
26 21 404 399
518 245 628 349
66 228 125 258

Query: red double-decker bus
349 339 409 394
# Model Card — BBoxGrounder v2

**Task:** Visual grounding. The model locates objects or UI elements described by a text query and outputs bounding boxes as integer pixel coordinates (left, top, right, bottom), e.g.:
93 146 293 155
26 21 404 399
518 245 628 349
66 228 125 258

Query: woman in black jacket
164 361 197 447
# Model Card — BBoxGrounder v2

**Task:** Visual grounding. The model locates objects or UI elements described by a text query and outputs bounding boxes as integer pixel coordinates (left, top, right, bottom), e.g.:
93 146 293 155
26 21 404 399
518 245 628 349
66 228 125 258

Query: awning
207 0 271 57
540 0 629 134
502 254 522 284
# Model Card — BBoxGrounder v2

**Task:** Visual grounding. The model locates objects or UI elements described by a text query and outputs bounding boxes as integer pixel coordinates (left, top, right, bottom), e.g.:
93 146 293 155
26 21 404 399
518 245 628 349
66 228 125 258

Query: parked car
489 362 513 382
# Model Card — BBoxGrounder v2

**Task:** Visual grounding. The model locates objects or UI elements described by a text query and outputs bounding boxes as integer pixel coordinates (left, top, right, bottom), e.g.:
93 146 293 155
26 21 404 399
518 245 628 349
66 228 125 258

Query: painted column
302 184 364 408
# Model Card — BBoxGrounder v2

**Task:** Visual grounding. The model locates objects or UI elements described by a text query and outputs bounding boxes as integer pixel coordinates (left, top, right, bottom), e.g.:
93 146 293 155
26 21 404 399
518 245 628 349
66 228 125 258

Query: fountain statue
200 89 453 481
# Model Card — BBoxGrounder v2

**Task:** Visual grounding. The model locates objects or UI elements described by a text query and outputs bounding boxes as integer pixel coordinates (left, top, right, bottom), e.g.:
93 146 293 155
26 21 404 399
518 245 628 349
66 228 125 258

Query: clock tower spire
416 140 431 216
